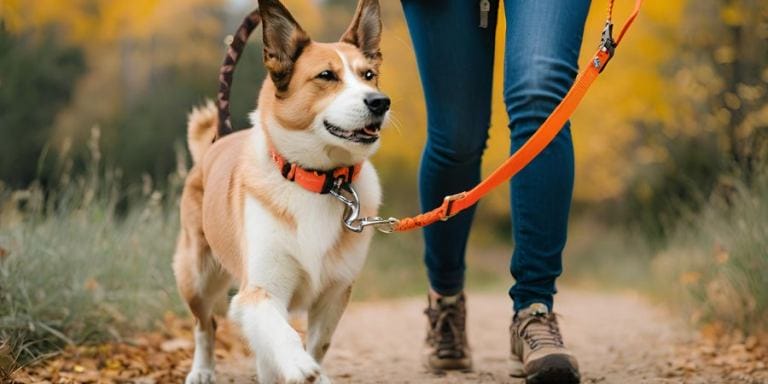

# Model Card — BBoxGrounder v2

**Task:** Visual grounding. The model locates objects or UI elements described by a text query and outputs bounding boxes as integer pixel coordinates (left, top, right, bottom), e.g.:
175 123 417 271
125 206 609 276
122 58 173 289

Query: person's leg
401 0 499 371
401 0 499 297
504 0 591 312
503 1 590 383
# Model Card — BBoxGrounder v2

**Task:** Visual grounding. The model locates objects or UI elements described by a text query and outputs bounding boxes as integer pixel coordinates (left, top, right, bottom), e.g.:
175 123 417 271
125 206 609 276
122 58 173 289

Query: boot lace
519 313 565 351
425 299 466 359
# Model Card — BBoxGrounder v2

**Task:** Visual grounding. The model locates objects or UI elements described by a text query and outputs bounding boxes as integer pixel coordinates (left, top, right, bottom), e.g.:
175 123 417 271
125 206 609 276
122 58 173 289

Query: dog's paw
185 369 216 384
276 349 322 384
316 374 332 384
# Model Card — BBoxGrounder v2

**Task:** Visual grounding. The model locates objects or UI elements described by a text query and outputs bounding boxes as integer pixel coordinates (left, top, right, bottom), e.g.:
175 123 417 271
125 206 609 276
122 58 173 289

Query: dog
172 0 387 383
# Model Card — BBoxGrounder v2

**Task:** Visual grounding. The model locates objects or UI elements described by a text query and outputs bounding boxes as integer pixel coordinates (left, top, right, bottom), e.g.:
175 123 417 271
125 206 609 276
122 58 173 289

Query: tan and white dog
173 0 387 383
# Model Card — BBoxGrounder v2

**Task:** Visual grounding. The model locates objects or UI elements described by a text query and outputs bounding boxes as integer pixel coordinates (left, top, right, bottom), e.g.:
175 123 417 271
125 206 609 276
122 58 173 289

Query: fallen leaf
160 338 193 353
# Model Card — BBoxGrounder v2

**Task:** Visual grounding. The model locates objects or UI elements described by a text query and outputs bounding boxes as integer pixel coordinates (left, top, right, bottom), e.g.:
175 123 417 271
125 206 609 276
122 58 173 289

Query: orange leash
388 0 643 233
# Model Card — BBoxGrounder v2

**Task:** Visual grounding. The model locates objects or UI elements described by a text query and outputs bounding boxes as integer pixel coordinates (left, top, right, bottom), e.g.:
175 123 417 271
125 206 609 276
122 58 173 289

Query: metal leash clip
595 21 617 72
330 179 399 233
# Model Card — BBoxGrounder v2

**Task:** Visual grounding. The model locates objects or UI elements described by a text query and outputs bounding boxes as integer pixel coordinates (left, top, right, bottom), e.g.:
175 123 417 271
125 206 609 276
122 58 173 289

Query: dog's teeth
325 120 379 143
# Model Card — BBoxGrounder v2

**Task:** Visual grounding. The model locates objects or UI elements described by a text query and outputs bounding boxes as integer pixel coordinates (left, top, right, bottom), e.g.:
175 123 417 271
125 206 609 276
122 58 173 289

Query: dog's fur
173 1 386 383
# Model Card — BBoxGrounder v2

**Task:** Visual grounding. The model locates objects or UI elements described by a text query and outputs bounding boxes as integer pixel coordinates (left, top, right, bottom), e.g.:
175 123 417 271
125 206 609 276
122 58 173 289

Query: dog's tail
187 100 218 164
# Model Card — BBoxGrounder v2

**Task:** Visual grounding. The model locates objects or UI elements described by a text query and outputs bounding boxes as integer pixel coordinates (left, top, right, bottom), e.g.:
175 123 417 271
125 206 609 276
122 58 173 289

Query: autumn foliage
0 0 766 380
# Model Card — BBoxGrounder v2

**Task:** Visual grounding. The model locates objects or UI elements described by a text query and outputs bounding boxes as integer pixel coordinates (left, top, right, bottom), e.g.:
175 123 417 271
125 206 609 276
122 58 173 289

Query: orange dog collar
269 148 362 194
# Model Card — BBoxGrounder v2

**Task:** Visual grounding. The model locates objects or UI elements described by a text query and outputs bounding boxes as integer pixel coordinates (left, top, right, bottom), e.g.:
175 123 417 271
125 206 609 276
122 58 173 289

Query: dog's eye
316 70 337 81
363 70 377 81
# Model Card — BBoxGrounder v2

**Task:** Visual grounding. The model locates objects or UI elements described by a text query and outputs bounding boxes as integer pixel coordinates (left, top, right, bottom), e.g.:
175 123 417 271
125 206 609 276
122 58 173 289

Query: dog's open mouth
324 120 381 144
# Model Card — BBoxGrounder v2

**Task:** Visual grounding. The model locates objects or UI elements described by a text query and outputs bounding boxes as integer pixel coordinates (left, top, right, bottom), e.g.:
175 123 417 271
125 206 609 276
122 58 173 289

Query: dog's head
255 0 387 169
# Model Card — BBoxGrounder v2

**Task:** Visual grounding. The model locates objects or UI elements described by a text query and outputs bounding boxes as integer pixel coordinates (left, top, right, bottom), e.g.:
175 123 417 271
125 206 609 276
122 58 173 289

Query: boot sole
422 357 473 373
525 355 580 384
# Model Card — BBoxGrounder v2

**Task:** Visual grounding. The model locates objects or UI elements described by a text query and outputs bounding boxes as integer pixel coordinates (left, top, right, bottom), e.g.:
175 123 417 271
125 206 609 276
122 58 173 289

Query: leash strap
391 0 643 232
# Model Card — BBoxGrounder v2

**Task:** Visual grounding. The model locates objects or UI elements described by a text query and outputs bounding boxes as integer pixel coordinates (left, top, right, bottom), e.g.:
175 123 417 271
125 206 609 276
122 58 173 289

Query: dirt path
217 289 741 384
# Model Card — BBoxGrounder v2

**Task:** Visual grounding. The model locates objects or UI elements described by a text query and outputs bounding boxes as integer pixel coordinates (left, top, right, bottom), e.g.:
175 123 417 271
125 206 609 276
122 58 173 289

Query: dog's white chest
242 187 368 300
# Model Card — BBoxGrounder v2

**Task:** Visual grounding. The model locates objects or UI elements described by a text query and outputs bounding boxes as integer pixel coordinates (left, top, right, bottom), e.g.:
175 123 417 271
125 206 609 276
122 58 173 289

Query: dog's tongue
362 125 380 136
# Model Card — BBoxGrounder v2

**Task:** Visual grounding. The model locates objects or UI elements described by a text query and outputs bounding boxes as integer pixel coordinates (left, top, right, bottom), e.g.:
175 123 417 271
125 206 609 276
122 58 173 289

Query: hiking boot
510 303 580 384
423 292 472 371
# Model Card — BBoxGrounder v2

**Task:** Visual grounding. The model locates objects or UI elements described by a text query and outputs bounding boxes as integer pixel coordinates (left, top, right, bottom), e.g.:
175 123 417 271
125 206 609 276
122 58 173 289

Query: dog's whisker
389 113 405 135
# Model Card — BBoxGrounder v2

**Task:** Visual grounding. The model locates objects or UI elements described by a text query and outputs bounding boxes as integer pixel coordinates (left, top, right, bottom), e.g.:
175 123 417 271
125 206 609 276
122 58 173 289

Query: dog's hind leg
174 174 232 384
174 231 231 384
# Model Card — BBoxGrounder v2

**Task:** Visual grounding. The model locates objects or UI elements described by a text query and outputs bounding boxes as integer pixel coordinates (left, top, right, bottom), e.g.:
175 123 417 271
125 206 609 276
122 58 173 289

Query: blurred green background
0 0 766 375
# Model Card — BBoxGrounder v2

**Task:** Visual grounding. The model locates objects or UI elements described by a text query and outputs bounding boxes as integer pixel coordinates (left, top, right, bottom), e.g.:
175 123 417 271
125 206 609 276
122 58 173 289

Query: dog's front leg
230 287 321 384
307 284 352 363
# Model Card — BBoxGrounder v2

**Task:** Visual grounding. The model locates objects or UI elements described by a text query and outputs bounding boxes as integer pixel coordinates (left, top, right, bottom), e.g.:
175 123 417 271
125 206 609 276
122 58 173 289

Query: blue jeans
402 0 590 311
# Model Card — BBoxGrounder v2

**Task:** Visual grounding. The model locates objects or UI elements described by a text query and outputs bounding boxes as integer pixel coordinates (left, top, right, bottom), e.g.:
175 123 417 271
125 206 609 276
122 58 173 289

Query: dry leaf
12 315 249 383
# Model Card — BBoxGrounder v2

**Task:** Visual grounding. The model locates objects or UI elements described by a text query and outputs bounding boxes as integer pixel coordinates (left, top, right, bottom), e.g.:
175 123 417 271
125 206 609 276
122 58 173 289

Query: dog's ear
259 0 311 92
340 0 382 62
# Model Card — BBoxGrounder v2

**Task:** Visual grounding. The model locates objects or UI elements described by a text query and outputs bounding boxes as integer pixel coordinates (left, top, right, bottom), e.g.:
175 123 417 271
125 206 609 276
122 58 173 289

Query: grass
563 217 655 292
564 170 768 337
651 173 768 334
0 130 187 377
0 184 184 377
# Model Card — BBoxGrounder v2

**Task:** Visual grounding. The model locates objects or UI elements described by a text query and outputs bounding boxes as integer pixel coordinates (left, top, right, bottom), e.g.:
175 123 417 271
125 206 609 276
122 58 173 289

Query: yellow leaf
105 358 122 370
679 271 702 285
721 4 743 26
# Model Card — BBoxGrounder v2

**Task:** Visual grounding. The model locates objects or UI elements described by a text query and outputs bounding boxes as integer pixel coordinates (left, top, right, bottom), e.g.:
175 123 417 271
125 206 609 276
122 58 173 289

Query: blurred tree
1 0 161 44
54 0 230 186
0 26 85 187
620 0 767 237
2 0 234 186
672 0 768 181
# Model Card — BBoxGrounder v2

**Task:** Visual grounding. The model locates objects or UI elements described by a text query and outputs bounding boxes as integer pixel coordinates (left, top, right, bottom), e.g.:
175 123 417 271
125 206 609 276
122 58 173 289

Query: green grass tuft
652 173 768 334
0 132 187 376
0 186 183 376
565 170 768 335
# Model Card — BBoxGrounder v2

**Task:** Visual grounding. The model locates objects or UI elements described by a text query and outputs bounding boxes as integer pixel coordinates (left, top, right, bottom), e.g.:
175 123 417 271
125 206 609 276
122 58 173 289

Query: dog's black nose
364 93 391 116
